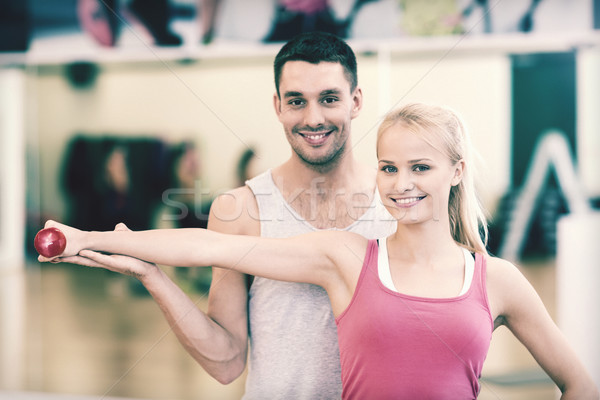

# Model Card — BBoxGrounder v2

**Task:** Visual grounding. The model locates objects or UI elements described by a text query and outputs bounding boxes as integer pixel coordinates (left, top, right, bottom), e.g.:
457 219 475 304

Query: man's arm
203 185 259 383
58 186 260 384
139 186 259 383
65 220 250 384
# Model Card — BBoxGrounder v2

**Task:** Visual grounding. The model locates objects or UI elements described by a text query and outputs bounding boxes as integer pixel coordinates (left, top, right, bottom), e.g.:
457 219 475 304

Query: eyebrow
408 158 432 163
378 158 432 164
283 91 303 98
320 89 342 96
283 88 343 99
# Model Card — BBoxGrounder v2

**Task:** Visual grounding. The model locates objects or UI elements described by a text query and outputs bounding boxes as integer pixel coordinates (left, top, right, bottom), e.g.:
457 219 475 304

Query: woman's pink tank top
336 239 493 400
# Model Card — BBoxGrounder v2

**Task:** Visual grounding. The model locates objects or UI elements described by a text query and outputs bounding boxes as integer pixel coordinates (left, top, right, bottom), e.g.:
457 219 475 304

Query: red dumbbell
34 227 67 258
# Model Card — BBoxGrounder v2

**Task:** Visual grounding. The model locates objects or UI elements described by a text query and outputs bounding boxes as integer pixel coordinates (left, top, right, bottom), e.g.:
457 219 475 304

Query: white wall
32 56 285 221
0 68 26 267
29 34 600 224
577 46 600 198
0 68 27 389
30 49 511 222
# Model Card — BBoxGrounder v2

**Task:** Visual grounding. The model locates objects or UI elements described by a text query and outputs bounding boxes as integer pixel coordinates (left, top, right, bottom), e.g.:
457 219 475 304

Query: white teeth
394 197 422 204
304 133 326 140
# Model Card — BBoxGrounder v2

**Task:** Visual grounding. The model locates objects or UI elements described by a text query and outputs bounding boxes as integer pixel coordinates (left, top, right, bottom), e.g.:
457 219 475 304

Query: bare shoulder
485 255 537 291
485 255 539 321
314 230 370 268
321 230 369 250
486 255 522 283
208 185 259 236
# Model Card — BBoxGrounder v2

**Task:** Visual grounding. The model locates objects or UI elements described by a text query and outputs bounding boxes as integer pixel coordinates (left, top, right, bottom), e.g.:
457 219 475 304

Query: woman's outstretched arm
39 220 364 290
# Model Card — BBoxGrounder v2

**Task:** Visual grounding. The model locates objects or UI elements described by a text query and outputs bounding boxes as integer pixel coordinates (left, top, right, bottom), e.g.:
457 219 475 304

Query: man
74 32 396 398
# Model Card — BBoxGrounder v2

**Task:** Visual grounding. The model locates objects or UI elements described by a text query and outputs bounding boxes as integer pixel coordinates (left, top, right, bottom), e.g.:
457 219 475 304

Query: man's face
274 61 362 169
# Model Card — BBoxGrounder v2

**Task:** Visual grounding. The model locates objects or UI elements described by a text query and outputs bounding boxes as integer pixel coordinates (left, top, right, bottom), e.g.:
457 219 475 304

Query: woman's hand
37 220 86 261
38 222 159 281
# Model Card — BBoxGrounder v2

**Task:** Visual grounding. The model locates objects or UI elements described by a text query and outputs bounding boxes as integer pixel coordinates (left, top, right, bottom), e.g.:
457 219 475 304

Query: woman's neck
388 218 460 263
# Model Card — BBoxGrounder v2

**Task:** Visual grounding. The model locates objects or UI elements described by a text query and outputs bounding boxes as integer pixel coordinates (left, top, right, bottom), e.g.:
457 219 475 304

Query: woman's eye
381 165 396 173
413 165 430 172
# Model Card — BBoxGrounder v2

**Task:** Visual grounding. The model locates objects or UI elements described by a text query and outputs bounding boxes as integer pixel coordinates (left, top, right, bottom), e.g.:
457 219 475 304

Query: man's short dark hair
274 31 358 97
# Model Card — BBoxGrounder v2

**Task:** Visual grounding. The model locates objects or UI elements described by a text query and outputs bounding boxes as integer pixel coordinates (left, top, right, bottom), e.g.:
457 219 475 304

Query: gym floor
1 258 558 400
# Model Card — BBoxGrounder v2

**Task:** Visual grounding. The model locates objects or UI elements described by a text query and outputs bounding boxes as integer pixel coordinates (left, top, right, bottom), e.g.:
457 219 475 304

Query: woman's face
376 124 463 226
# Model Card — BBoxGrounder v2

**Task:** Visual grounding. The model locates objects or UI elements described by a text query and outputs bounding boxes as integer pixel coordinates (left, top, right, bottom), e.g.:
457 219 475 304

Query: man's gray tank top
243 169 396 399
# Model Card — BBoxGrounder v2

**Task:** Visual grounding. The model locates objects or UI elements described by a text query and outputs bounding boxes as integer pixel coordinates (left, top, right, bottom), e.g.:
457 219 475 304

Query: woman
40 103 598 399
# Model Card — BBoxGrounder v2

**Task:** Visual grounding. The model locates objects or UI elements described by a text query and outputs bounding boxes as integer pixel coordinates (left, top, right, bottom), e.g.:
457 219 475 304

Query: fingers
79 249 116 265
78 250 156 278
44 219 63 230
37 251 103 268
57 251 125 271
114 222 130 232
37 247 110 269
57 254 107 269
38 254 59 263
79 249 140 269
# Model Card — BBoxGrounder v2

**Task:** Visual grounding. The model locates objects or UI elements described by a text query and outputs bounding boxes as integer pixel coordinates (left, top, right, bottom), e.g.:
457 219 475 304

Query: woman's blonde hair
377 103 488 254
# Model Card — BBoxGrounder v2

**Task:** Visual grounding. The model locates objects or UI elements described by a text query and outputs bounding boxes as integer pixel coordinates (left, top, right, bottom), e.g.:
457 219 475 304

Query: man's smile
298 130 332 145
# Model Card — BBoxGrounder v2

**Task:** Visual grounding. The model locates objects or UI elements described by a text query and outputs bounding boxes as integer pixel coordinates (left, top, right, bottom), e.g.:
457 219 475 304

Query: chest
388 261 466 298
284 190 374 229
339 287 493 367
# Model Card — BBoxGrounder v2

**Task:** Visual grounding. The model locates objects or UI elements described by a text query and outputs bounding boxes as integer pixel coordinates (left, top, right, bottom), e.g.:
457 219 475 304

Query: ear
273 92 282 119
451 159 465 186
351 87 363 119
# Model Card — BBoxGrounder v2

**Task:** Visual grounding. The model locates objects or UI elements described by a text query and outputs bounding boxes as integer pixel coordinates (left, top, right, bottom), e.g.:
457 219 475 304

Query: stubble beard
293 132 349 174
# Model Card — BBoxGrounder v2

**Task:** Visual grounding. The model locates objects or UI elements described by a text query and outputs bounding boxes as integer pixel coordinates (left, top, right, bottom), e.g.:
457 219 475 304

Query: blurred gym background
1 0 599 399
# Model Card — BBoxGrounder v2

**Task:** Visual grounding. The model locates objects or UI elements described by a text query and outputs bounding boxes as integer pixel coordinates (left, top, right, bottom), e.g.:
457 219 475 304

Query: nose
303 102 325 128
394 169 415 193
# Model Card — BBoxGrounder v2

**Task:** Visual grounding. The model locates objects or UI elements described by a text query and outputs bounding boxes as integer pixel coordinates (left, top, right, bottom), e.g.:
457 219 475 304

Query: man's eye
289 99 304 106
322 97 338 104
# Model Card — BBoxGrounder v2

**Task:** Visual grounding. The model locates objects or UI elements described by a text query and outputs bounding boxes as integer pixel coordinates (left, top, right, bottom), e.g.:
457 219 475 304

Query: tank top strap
471 253 493 331
246 169 317 237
